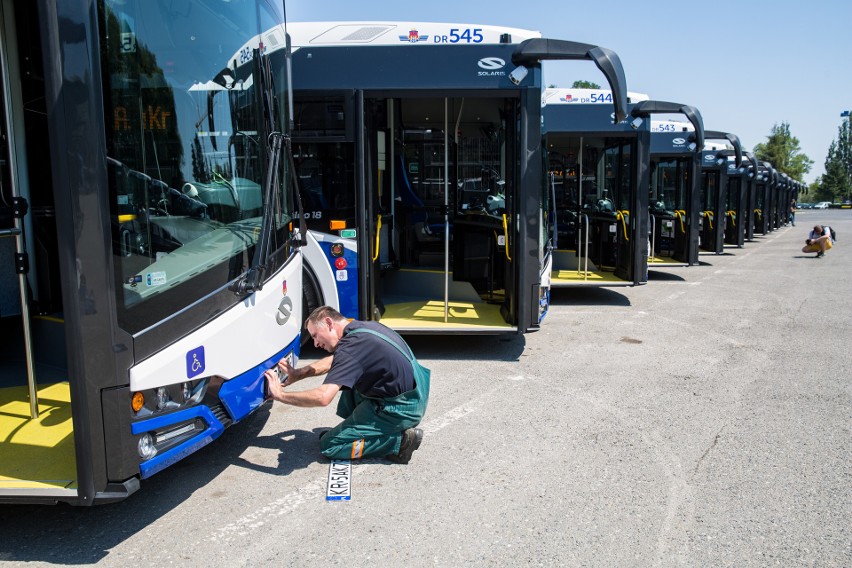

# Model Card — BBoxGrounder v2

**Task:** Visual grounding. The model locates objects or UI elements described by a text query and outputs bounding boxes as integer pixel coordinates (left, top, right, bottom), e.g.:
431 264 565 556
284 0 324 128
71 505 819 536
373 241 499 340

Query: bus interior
546 133 638 287
0 1 76 497
295 94 521 332
649 155 694 265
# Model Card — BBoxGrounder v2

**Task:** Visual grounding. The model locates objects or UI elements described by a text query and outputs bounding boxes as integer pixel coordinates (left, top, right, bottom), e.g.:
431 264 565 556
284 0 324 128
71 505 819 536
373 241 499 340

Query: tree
820 140 852 202
571 80 601 89
812 119 852 202
753 121 813 181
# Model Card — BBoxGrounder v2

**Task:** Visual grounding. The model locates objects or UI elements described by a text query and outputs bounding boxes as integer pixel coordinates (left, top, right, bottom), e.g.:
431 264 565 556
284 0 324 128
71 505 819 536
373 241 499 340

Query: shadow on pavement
550 287 631 307
0 405 288 564
647 270 687 282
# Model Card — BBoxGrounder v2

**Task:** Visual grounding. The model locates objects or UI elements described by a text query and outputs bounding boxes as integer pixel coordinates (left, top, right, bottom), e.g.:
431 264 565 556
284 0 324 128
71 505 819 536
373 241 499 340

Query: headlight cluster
131 377 207 418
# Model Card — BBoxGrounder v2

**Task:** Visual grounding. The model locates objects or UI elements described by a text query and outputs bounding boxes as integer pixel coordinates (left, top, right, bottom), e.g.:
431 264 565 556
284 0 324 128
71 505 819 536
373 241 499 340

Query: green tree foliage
571 80 601 89
753 121 813 181
810 119 852 202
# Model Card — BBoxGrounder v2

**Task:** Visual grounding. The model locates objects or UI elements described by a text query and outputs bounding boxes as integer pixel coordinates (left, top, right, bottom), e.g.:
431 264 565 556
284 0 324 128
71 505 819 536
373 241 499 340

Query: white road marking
203 382 505 543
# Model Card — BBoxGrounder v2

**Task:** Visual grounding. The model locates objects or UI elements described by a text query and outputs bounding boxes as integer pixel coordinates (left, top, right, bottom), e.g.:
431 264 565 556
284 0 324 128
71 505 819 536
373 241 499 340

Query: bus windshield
100 0 292 332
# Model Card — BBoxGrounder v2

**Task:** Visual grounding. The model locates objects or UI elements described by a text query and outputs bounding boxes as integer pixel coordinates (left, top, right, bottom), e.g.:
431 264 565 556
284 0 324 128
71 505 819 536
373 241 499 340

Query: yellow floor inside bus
0 382 77 490
648 255 686 266
380 299 512 331
551 269 629 286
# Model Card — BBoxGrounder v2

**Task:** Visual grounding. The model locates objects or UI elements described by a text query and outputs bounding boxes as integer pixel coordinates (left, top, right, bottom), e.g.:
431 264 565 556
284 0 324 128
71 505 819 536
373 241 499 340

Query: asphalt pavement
1 210 849 567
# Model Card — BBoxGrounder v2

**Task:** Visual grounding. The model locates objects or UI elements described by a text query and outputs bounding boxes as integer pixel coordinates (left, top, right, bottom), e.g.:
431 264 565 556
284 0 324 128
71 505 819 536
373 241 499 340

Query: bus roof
287 22 542 48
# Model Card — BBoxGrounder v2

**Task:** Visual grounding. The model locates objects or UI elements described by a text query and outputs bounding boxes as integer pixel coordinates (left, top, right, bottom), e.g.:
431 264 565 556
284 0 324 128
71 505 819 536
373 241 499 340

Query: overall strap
347 327 416 366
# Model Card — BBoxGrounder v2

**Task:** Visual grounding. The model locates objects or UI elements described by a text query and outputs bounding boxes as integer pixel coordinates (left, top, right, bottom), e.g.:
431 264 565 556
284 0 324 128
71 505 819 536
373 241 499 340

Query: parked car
814 201 831 209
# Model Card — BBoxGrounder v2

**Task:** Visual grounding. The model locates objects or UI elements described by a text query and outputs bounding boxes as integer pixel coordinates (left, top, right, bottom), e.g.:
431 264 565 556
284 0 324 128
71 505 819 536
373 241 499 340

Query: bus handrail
674 209 687 234
649 213 655 261
501 214 512 261
512 39 627 123
616 210 630 240
581 213 590 278
373 214 382 261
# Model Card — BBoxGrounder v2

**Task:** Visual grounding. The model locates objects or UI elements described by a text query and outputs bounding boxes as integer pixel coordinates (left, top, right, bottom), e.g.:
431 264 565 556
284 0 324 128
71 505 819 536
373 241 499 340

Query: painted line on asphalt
203 381 507 544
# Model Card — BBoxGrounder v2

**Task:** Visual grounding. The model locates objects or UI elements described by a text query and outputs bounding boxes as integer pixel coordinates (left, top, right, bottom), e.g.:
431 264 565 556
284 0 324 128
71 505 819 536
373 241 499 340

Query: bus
646 112 706 267
752 161 775 236
287 22 627 333
542 94 705 283
698 131 742 254
0 0 302 505
723 151 759 247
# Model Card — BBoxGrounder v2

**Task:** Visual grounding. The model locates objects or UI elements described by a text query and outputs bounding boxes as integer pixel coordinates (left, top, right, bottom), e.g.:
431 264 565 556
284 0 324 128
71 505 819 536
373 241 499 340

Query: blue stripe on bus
219 334 301 422
132 405 225 479
133 334 301 479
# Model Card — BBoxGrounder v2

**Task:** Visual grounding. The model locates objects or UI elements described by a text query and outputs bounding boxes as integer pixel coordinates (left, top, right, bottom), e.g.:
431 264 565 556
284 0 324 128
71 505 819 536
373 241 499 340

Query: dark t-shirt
322 320 415 398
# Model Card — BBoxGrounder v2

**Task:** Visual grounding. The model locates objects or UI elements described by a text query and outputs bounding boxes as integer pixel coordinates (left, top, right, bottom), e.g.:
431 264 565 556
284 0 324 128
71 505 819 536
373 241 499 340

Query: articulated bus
647 115 706 267
0 0 302 505
698 131 742 254
542 92 704 284
287 22 627 333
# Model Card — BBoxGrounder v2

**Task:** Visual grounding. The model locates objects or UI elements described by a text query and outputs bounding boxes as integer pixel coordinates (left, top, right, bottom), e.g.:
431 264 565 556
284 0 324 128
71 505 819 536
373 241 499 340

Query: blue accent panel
318 241 359 319
218 334 301 423
132 405 225 479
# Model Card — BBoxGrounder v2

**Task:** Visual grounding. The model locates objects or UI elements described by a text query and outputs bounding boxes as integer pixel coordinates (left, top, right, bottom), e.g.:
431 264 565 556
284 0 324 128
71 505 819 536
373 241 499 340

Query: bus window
101 0 294 332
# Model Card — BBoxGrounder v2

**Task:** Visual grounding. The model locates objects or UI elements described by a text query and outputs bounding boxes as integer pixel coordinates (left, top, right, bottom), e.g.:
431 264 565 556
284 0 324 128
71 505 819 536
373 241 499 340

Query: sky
286 0 852 186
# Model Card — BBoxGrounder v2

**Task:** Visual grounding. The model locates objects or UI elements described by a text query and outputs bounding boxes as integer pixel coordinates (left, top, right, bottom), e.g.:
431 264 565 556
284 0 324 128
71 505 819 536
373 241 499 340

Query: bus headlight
138 433 157 459
156 387 169 410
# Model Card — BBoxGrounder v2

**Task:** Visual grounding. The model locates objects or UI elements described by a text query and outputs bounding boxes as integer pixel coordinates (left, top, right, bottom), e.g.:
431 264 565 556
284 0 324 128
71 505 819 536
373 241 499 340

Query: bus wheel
301 270 322 347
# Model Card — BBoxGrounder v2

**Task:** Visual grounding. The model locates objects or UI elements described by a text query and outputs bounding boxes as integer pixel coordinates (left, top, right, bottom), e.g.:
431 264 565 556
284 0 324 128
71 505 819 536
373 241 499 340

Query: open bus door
632 101 704 268
699 131 741 254
753 162 772 235
741 152 759 242
722 149 747 247
0 1 82 503
542 89 644 288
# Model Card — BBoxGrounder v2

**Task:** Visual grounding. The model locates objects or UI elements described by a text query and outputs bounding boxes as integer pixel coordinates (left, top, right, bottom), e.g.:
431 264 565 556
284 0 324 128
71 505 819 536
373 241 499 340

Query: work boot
387 428 423 464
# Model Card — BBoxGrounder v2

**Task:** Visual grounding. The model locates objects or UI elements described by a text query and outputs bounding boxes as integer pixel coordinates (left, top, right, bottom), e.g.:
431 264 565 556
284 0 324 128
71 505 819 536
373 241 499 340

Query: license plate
326 460 351 501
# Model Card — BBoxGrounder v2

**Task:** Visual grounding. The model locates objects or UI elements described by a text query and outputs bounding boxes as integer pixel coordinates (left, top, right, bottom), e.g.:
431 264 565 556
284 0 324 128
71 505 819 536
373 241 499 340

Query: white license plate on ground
326 460 351 501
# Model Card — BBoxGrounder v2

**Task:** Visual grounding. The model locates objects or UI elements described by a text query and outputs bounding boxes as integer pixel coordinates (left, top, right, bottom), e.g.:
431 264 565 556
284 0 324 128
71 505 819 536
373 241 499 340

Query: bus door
291 93 361 324
742 153 758 242
549 135 637 286
754 178 767 234
649 157 692 264
699 165 724 253
0 2 78 502
724 169 744 247
368 95 517 332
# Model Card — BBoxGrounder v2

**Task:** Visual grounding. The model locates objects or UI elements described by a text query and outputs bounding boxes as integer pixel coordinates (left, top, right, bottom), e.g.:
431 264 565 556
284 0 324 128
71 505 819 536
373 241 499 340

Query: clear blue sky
286 0 852 186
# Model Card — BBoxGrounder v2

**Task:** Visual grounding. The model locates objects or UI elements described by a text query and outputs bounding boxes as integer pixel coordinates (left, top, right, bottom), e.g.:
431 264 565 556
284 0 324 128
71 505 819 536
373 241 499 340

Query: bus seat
396 155 439 242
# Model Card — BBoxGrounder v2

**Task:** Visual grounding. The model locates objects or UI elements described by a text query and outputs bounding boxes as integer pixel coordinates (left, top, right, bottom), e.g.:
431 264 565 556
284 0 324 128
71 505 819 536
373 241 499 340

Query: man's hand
276 358 299 383
264 367 286 401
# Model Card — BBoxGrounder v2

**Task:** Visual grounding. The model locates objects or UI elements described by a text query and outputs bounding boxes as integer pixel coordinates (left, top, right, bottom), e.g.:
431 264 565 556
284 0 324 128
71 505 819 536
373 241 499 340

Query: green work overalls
319 328 430 460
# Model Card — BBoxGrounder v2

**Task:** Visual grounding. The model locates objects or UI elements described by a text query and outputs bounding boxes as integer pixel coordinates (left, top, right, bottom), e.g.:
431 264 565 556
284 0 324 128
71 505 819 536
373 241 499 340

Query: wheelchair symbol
186 346 205 378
